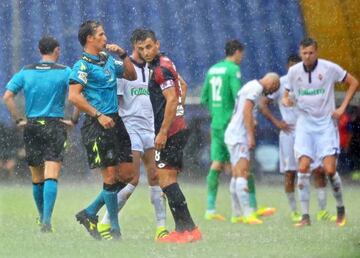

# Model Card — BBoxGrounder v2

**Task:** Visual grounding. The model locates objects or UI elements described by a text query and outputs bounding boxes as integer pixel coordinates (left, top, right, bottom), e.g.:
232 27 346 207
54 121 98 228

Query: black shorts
155 129 190 170
81 113 132 169
23 118 67 166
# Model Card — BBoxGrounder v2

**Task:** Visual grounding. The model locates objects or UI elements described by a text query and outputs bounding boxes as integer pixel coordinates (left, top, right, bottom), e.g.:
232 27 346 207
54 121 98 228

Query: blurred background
0 0 359 182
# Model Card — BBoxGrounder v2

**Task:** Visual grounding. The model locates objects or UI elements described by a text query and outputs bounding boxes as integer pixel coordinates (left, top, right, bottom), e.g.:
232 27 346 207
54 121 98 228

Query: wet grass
1 182 360 258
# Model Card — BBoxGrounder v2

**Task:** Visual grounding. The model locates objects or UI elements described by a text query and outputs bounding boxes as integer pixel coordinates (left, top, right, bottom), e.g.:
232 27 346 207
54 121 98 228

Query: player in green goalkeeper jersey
201 40 275 221
201 39 244 220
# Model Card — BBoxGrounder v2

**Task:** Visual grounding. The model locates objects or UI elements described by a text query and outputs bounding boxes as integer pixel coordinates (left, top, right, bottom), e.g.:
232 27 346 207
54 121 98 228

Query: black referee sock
162 183 196 232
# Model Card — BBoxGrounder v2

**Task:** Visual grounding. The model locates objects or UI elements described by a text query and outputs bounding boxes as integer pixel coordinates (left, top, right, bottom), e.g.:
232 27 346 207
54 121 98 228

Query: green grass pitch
1 182 360 258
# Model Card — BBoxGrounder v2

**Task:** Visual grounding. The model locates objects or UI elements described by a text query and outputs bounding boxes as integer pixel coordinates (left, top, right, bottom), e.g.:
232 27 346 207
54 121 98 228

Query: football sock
162 183 195 232
286 192 297 212
206 169 220 212
101 182 129 224
85 191 105 217
247 174 257 211
329 172 344 207
235 177 251 217
102 182 122 231
42 179 58 225
297 173 310 215
32 182 44 221
316 187 327 210
230 177 241 217
150 185 166 228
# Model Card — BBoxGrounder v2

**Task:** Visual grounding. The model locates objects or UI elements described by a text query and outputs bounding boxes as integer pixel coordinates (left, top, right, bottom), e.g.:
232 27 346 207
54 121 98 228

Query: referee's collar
40 60 55 64
82 51 100 61
303 59 318 73
130 56 146 68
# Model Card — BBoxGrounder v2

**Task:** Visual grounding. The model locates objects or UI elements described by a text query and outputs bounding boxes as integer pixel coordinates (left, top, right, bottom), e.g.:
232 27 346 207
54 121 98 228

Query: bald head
260 72 280 94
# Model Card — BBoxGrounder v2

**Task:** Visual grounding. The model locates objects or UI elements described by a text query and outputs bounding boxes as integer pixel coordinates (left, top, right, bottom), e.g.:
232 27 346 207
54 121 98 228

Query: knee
210 161 223 171
298 164 310 174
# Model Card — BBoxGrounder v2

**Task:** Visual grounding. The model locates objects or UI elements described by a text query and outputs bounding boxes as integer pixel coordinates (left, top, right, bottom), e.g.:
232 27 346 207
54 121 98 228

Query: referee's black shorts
24 117 67 166
154 129 190 171
81 113 132 169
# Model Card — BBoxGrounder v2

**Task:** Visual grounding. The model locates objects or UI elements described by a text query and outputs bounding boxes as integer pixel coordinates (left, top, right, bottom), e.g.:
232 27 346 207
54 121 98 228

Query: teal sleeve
113 57 124 79
6 70 24 94
69 61 87 86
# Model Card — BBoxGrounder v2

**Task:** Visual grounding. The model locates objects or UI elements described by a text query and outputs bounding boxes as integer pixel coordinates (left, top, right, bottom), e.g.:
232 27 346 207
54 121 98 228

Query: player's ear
156 40 160 50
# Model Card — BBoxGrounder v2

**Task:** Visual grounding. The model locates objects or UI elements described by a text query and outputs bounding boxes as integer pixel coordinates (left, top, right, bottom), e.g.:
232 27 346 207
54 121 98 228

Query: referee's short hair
78 20 102 47
131 28 157 44
300 37 318 49
38 36 59 55
225 39 244 57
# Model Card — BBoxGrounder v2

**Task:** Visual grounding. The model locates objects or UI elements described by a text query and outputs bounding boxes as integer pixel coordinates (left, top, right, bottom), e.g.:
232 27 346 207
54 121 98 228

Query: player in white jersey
260 55 332 222
283 38 359 227
225 73 280 224
98 29 169 240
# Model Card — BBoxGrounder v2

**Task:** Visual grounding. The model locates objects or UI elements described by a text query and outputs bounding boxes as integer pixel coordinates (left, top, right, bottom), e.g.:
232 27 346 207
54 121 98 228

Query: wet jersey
267 75 298 125
225 80 263 145
201 59 242 129
117 58 154 133
69 52 124 114
148 54 186 137
6 61 71 118
286 59 346 128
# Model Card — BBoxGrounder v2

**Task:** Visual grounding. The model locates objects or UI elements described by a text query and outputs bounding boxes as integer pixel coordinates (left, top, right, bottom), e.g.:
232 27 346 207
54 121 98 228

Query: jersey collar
302 59 318 73
130 56 146 68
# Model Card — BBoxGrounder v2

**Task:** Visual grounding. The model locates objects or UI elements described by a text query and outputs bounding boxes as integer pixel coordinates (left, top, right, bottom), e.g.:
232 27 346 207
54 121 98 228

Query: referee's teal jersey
6 61 71 118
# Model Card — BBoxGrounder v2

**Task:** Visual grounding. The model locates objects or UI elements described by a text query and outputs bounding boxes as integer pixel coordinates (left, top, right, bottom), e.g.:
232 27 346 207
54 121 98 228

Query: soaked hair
287 54 301 64
38 36 59 55
131 28 157 44
225 39 244 56
78 20 102 47
300 37 318 49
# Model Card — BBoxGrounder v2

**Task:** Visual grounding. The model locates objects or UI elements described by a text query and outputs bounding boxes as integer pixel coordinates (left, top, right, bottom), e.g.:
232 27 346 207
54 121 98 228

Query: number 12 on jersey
210 76 222 101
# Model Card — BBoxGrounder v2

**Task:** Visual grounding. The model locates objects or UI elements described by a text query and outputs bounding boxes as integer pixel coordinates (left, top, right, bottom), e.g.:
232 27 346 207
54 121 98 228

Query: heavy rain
0 1 359 257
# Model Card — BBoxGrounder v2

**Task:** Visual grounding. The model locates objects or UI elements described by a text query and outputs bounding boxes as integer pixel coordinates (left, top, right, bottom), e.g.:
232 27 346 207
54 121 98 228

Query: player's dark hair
225 39 244 56
287 54 301 64
300 37 318 49
78 20 103 47
131 28 157 43
38 36 59 55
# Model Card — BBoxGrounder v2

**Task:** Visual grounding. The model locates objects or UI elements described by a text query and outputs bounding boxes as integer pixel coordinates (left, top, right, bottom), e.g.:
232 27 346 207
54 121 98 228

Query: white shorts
294 120 339 165
128 131 155 154
227 143 250 166
279 131 297 173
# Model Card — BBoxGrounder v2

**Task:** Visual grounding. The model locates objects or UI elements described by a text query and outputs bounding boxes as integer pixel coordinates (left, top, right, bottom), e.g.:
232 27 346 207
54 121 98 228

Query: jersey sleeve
329 62 347 83
69 60 88 86
154 66 176 91
6 70 25 94
113 57 124 78
229 66 242 101
117 78 126 95
246 84 263 102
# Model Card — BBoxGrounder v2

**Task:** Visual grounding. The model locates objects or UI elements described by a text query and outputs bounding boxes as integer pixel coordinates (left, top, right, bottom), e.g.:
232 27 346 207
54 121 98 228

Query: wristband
119 52 128 60
95 110 102 118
